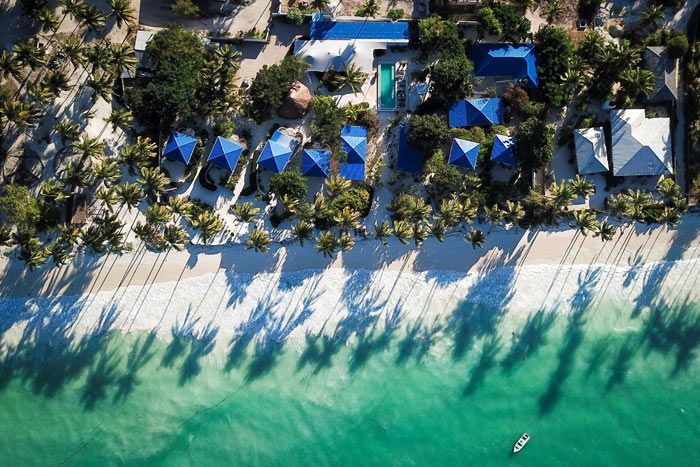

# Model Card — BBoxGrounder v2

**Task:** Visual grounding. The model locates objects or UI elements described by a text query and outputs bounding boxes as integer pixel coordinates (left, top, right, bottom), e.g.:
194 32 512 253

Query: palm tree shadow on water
501 308 557 374
348 299 405 373
463 334 502 396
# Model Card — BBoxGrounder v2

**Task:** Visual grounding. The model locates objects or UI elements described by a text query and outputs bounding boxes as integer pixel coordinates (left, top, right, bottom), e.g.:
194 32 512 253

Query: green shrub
666 34 688 58
386 8 404 21
423 151 464 200
491 5 530 42
311 96 345 145
247 56 309 123
430 54 473 105
512 117 554 174
418 15 464 58
478 7 502 37
287 7 304 25
171 0 200 19
535 25 575 108
268 170 308 201
407 114 451 157
0 184 41 232
329 187 371 216
214 117 236 138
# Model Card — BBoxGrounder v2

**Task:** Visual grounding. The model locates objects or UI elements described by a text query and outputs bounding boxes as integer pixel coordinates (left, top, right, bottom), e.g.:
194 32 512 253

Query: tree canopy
535 25 575 108
407 114 451 157
512 117 554 174
247 56 309 123
268 170 308 201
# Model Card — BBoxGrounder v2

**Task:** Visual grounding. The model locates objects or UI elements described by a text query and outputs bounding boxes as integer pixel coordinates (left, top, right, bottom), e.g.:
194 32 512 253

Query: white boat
512 433 530 454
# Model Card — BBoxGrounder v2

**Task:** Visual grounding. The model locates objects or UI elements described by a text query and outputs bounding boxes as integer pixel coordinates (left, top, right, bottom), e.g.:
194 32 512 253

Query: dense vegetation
246 56 309 122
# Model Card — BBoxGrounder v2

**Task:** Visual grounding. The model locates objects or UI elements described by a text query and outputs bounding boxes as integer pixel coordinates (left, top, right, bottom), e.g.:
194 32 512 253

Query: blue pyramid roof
207 136 244 171
258 129 300 173
449 98 504 127
397 125 423 173
449 138 479 170
470 44 538 88
490 135 517 166
302 149 331 177
339 163 365 181
163 132 197 164
340 125 367 164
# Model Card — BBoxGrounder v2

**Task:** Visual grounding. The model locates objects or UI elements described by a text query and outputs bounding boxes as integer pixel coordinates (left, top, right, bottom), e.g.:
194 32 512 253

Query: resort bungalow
449 138 479 170
574 127 609 175
294 16 410 73
610 109 672 177
163 132 197 165
490 135 516 166
643 46 678 103
302 149 331 178
397 125 422 174
448 98 504 127
339 125 367 181
207 136 244 172
470 44 538 89
258 129 301 173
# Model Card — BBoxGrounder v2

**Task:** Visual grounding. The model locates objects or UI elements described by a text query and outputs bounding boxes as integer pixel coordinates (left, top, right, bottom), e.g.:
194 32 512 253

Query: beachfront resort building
339 125 367 181
610 109 673 177
470 44 539 89
574 127 609 175
643 46 679 103
294 16 410 73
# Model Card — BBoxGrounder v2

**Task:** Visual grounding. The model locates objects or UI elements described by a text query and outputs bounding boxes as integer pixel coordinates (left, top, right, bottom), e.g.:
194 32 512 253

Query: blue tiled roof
302 149 331 177
207 136 243 171
163 132 197 165
310 19 410 41
449 98 504 127
490 135 517 166
258 129 300 173
397 125 423 173
339 163 366 181
470 44 538 88
449 138 479 170
341 125 367 164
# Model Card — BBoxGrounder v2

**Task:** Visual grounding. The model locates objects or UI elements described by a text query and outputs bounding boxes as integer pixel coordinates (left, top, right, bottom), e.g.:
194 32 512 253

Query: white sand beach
0 217 698 347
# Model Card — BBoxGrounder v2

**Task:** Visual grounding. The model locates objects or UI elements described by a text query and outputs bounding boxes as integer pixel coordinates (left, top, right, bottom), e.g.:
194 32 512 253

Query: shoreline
0 218 698 344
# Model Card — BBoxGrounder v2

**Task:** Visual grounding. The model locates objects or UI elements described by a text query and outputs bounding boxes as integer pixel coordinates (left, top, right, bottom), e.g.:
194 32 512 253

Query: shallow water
0 296 698 466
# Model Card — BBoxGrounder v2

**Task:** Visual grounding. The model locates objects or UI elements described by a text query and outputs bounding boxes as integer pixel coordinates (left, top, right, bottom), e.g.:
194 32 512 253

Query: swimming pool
378 63 396 110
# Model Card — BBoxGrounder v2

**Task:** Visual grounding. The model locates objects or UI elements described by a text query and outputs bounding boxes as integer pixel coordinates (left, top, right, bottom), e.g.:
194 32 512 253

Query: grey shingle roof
644 46 678 102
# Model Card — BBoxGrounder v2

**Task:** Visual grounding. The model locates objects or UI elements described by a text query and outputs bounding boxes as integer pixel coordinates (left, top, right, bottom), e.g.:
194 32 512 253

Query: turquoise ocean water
0 297 698 466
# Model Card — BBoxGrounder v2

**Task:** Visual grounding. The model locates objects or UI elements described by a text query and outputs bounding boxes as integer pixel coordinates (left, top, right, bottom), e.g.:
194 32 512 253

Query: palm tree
74 134 105 160
570 174 596 199
458 197 478 224
329 63 368 93
86 72 114 102
325 174 351 197
110 43 137 92
625 188 652 222
60 0 87 26
60 161 93 190
339 232 355 252
137 167 170 199
593 218 617 242
40 178 69 203
658 206 682 227
484 204 505 231
168 195 193 220
231 202 260 223
13 38 46 71
145 204 172 227
84 43 113 74
291 220 314 246
48 242 72 266
107 0 136 30
373 220 392 247
357 0 380 17
104 108 133 131
117 182 143 211
37 7 61 34
42 70 71 95
119 136 156 175
464 227 486 249
412 223 429 247
640 4 665 28
656 178 681 200
28 84 54 107
57 223 83 246
191 211 223 244
549 181 577 209
620 67 655 97
80 4 107 39
132 221 160 246
571 210 599 236
54 118 81 144
334 207 360 232
437 197 460 227
542 0 564 23
19 237 48 270
392 220 413 245
61 37 86 69
95 186 118 211
0 51 23 81
316 231 338 257
429 218 448 242
163 225 188 251
503 200 525 230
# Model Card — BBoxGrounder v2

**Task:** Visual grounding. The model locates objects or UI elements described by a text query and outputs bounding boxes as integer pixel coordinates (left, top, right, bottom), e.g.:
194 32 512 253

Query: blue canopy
163 132 197 164
258 129 300 173
449 98 504 127
340 125 367 180
310 19 410 41
490 135 517 166
302 149 331 177
207 136 244 171
470 44 538 88
397 125 422 173
449 138 479 170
